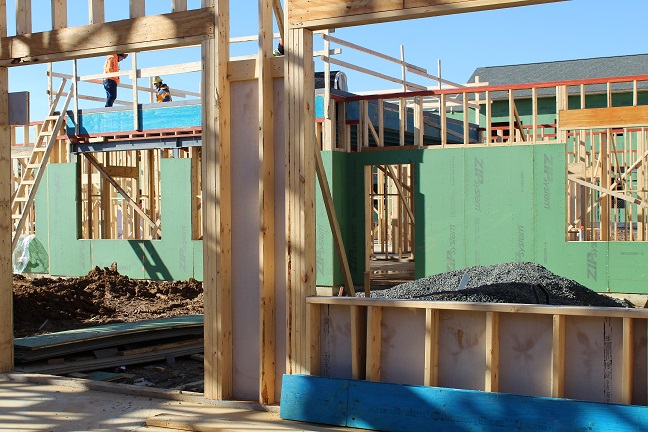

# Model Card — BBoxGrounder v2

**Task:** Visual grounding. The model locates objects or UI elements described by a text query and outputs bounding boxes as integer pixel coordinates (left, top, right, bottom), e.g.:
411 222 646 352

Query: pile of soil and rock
364 262 629 308
13 264 203 339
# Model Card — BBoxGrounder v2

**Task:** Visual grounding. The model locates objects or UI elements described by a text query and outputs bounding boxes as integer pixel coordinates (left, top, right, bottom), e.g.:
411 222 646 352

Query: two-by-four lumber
551 314 565 398
559 106 648 130
52 0 67 29
288 0 567 30
0 2 11 372
423 308 439 387
130 0 145 18
89 0 104 24
202 0 232 401
366 306 382 382
15 0 31 35
485 311 499 392
258 0 276 405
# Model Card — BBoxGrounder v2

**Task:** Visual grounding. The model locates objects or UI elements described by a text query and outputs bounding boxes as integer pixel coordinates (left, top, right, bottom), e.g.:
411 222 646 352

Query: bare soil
13 265 206 392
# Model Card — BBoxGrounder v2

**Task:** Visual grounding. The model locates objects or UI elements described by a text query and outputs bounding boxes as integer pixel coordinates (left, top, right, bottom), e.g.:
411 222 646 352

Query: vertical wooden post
440 94 447 147
532 87 538 142
424 309 439 387
258 0 276 405
485 311 500 392
0 0 13 373
552 314 566 398
622 317 634 405
131 53 140 131
202 0 232 401
485 91 492 144
366 305 382 382
364 165 372 296
51 0 67 29
306 303 321 376
89 0 104 24
73 59 79 135
351 305 367 380
172 0 187 12
129 0 145 18
15 0 31 35
285 25 315 376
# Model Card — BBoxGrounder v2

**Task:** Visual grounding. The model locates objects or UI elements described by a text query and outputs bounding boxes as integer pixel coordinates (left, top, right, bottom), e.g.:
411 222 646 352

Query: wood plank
51 0 68 29
288 0 565 30
147 413 321 432
366 305 382 382
172 0 187 12
0 8 214 65
202 0 232 401
423 308 439 387
280 375 348 427
0 1 11 372
485 311 499 392
130 0 145 18
282 374 648 431
272 0 284 40
15 0 32 35
258 0 276 405
88 0 104 24
622 317 634 405
350 305 367 380
306 303 321 376
306 296 648 319
551 314 565 398
559 105 648 130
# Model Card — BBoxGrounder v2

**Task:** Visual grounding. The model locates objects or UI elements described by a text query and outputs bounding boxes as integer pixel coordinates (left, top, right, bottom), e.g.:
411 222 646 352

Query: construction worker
103 53 128 107
153 76 172 102
273 38 284 56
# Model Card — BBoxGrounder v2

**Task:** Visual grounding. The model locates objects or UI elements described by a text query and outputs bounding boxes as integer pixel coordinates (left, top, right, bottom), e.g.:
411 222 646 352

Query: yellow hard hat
153 76 162 84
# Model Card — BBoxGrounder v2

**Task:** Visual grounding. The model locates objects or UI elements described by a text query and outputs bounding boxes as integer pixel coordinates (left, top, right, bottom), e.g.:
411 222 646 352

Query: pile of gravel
364 262 628 308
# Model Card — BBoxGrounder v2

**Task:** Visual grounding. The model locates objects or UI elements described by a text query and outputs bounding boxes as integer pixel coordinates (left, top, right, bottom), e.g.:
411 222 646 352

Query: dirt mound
366 262 628 308
13 265 203 338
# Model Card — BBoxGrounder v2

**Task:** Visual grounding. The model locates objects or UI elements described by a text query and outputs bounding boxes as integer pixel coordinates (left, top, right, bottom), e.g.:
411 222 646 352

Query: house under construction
1 1 648 430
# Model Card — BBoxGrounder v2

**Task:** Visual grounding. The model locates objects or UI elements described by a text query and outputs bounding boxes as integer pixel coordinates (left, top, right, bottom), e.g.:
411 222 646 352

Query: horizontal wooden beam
289 0 566 30
559 105 648 130
0 8 215 66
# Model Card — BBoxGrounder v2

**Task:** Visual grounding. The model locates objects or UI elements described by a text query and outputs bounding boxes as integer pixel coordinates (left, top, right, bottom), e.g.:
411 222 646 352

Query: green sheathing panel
90 158 195 280
316 151 347 286
47 164 91 276
417 148 466 277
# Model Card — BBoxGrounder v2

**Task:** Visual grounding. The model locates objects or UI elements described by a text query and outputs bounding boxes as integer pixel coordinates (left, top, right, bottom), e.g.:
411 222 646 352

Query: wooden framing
288 0 566 30
0 8 214 66
202 0 232 401
559 105 648 130
258 0 276 405
0 0 11 373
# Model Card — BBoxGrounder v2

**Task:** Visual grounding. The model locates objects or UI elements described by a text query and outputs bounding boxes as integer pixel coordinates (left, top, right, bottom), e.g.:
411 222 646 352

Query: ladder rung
45 115 60 121
32 147 47 152
13 197 28 202
26 164 40 169
12 214 23 219
21 180 35 185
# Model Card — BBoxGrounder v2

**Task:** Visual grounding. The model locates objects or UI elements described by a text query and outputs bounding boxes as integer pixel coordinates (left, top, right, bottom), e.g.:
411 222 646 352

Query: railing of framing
306 297 648 407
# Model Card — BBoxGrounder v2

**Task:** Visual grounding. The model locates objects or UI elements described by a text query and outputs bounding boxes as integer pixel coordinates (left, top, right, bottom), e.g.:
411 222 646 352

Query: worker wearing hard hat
153 76 172 103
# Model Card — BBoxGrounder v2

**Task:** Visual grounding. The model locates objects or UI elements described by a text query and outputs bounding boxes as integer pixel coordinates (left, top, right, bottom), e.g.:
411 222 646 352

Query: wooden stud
485 91 491 144
463 93 469 145
51 0 67 29
130 0 145 18
424 309 439 387
89 0 104 24
622 317 634 405
0 0 12 373
351 305 367 380
131 53 140 130
202 0 232 401
532 87 538 143
364 165 372 297
258 0 276 405
272 0 284 40
285 26 315 376
172 0 187 12
485 311 500 392
15 0 31 35
440 94 447 147
366 305 382 382
306 303 321 376
552 314 565 398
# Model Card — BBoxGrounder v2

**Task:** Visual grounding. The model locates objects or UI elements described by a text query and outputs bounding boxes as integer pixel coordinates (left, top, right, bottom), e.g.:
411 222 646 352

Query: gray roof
467 53 648 99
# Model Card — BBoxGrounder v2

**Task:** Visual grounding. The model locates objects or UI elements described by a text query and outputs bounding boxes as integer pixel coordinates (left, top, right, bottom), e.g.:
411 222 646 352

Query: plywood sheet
381 308 425 386
320 305 354 380
437 310 485 390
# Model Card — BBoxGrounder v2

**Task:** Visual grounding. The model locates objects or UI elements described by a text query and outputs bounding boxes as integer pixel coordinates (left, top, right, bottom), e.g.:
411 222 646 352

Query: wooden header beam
288 0 567 30
0 7 214 66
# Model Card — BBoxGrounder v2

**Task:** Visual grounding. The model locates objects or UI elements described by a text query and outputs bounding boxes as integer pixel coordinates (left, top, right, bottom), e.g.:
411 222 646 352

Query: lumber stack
14 315 203 375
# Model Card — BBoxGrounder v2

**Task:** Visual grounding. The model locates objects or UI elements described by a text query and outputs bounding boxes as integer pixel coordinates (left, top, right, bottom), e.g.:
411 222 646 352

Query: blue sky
7 0 648 123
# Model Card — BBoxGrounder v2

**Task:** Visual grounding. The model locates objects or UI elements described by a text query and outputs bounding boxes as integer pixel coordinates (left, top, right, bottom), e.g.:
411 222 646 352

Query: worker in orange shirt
103 53 128 107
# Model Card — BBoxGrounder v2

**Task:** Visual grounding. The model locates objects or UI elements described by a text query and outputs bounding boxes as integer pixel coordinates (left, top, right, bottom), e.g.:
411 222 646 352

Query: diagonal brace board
84 153 160 237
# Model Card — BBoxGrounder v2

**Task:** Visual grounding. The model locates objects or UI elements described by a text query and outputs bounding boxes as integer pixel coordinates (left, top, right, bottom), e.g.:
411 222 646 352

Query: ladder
11 79 74 250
